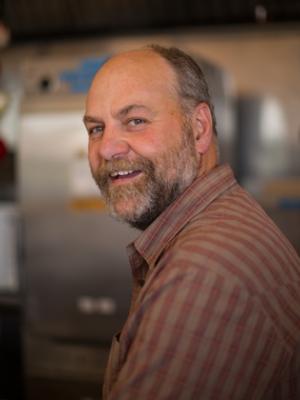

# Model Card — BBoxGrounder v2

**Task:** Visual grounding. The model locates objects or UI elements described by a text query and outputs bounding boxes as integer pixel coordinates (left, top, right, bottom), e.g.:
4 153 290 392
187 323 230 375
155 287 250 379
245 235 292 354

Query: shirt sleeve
107 261 288 400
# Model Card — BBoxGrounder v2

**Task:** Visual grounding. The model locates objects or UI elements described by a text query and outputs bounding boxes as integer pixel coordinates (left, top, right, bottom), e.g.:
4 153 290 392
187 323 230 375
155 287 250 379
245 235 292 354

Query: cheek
136 127 157 145
129 129 176 159
88 145 100 172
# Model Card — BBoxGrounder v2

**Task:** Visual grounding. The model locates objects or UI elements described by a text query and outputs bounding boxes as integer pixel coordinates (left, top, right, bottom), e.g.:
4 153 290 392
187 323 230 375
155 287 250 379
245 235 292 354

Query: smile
109 169 142 182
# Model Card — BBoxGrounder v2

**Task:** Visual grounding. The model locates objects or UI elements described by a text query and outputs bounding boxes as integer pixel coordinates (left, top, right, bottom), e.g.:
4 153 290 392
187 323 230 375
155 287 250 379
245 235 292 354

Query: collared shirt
103 164 300 400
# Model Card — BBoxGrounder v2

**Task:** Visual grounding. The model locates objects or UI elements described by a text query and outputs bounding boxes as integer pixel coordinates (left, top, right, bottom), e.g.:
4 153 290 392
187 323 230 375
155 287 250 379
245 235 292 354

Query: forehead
86 50 179 111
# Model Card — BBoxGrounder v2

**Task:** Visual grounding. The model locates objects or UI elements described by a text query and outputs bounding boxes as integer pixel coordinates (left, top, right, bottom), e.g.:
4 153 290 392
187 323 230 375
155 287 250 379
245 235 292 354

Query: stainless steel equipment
236 95 291 186
0 203 19 292
197 57 236 169
19 93 138 399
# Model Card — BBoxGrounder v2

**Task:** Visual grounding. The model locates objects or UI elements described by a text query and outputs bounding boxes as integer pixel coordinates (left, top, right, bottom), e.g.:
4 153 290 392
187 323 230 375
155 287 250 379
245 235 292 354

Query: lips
94 158 152 191
109 169 142 182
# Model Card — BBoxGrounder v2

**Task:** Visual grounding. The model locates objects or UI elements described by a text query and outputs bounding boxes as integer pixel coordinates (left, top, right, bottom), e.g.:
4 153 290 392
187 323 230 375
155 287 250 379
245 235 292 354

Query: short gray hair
147 44 217 135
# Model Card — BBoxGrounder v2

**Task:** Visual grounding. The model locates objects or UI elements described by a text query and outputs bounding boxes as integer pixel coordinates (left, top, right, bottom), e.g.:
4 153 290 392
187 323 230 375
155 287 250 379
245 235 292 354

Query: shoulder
155 184 300 295
140 187 300 348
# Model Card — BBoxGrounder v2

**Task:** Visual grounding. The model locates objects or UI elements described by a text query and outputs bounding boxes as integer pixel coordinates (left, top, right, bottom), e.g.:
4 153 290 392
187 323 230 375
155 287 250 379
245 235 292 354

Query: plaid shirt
103 164 300 400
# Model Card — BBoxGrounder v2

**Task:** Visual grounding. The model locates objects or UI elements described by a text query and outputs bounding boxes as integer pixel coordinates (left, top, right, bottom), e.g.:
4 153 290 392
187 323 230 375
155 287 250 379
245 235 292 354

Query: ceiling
2 0 300 43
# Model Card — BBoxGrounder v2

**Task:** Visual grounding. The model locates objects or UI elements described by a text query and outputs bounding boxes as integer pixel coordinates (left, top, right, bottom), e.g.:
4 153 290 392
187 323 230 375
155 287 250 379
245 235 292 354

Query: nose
95 127 130 161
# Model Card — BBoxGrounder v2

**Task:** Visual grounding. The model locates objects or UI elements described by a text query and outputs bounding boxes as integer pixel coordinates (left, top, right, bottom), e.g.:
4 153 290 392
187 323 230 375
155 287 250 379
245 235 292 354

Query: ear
191 103 213 155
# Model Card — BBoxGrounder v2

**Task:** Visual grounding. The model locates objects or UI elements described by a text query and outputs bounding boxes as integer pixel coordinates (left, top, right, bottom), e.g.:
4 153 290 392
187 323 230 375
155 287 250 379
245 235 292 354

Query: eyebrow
115 104 150 118
82 115 103 125
83 104 150 125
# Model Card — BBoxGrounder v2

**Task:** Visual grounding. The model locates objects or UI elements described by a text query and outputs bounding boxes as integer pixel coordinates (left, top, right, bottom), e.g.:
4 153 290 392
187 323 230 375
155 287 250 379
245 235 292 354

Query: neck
198 136 218 177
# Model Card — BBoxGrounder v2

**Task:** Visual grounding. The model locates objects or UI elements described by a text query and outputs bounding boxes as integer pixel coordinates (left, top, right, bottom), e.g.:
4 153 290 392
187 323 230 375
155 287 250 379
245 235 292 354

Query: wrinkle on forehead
89 49 179 101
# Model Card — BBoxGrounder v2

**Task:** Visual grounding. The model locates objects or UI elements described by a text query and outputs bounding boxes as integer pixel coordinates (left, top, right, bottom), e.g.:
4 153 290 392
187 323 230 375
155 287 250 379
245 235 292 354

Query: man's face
84 50 200 229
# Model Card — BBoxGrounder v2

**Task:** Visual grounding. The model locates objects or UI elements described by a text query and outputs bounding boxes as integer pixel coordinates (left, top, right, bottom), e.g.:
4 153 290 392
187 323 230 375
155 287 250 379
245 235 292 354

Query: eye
88 125 104 137
128 118 146 127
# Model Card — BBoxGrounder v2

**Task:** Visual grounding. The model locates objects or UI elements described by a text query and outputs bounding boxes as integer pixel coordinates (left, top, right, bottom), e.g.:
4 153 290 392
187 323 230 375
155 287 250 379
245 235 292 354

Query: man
84 45 300 399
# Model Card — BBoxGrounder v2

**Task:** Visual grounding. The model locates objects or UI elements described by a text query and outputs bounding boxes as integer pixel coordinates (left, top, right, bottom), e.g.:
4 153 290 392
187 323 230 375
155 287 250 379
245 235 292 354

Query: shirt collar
128 164 237 273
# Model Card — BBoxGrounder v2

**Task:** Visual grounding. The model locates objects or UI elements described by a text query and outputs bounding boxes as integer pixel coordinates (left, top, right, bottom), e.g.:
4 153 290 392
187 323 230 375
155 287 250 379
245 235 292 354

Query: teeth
110 170 134 177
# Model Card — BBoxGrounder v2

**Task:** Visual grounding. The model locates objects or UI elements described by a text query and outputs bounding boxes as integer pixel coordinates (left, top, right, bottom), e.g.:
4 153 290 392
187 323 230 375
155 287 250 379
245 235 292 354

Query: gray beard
92 126 199 230
93 158 185 230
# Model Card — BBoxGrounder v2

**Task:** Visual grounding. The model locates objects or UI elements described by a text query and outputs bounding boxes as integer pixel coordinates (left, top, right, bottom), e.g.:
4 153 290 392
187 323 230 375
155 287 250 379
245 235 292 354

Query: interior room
0 1 299 399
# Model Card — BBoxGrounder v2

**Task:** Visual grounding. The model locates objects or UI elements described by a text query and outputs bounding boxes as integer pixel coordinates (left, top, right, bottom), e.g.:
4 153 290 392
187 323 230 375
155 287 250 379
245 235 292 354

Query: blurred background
0 1 299 399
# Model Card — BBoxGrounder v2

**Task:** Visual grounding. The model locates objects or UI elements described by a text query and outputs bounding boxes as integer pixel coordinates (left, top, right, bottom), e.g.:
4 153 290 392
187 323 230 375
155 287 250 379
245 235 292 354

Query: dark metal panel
3 0 300 42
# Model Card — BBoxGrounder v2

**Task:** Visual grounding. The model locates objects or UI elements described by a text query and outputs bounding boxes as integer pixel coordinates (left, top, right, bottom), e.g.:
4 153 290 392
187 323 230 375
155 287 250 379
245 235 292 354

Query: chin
110 198 140 220
109 197 153 230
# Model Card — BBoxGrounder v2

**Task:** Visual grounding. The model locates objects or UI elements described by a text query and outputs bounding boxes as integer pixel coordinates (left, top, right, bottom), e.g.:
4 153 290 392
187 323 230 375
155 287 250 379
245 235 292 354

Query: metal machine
19 91 138 399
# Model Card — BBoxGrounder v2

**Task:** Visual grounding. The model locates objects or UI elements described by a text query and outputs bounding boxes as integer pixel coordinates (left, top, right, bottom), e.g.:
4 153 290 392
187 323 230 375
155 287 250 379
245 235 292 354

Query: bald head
86 48 180 116
96 48 175 76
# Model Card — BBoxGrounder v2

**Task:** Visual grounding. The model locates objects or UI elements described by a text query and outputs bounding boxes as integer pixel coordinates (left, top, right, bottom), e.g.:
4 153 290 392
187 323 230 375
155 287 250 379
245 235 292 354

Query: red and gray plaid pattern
103 165 300 400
